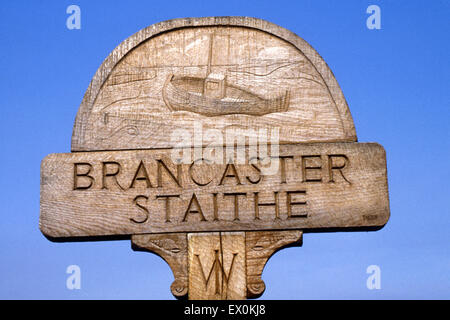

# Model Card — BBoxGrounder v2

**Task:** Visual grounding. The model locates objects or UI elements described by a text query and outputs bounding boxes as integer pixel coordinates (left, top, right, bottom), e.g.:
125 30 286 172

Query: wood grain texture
71 17 356 152
245 230 302 298
188 232 246 300
131 233 188 298
40 142 389 238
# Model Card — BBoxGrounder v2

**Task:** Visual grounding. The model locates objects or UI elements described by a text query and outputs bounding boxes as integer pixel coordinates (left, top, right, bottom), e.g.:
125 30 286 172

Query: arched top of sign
71 17 357 151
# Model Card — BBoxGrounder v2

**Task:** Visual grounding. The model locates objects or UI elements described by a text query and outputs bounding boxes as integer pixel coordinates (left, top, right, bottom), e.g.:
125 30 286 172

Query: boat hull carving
162 75 290 116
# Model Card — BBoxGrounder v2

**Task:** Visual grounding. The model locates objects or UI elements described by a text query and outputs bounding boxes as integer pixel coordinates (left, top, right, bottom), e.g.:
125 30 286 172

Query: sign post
40 17 389 299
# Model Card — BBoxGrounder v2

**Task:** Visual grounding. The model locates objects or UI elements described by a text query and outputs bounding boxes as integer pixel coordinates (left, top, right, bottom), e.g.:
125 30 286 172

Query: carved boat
162 74 290 116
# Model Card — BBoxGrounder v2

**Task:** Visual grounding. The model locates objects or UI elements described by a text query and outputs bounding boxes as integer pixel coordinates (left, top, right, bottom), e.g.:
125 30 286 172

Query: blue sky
0 0 449 299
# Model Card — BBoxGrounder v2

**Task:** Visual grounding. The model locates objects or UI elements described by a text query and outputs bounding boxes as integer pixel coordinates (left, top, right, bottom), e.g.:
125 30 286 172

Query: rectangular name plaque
40 142 389 238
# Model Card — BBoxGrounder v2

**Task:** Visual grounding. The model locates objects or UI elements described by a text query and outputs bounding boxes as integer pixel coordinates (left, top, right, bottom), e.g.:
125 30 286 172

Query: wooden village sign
40 17 390 299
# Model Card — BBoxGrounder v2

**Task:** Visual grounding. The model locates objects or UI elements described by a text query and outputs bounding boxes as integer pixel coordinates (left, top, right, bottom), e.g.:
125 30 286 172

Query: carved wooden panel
40 17 390 300
71 17 356 152
40 142 389 238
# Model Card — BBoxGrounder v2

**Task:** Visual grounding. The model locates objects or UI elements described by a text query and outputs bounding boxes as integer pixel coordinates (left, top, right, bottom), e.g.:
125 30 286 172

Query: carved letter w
194 250 237 295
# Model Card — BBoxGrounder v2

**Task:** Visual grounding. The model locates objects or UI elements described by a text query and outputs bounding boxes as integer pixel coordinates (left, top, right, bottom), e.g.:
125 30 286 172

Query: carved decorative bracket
246 230 303 298
131 233 188 298
132 230 302 299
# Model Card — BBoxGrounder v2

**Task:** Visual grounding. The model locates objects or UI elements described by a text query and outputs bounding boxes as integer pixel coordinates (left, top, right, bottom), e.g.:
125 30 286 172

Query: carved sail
162 74 290 116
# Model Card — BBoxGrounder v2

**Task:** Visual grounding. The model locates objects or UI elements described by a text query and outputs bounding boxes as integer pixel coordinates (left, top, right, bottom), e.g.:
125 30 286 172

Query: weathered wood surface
188 232 246 300
40 142 389 238
71 17 356 152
